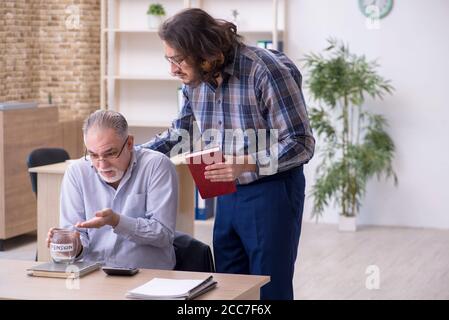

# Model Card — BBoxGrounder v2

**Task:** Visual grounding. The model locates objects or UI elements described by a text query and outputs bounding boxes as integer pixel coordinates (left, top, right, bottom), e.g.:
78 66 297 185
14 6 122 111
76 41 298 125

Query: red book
185 147 237 199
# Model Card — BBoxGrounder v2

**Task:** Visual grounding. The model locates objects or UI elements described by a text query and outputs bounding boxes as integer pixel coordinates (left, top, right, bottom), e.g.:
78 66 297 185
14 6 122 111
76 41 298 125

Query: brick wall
1 0 35 102
0 1 6 102
0 0 100 121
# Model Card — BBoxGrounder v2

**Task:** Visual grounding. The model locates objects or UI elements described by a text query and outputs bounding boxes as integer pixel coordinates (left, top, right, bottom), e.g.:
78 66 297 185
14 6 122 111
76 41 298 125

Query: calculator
102 266 139 276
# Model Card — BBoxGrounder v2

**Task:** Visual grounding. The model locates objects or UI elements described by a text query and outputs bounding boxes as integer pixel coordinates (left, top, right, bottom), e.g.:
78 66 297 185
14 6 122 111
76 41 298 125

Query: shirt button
217 99 221 104
218 120 222 125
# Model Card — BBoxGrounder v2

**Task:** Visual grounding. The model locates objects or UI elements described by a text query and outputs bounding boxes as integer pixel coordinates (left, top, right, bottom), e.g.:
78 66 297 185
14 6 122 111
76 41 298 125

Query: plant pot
339 215 357 232
147 15 164 29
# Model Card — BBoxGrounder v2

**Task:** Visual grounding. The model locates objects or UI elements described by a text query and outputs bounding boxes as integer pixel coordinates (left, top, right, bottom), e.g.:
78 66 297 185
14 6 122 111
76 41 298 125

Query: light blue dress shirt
60 147 178 270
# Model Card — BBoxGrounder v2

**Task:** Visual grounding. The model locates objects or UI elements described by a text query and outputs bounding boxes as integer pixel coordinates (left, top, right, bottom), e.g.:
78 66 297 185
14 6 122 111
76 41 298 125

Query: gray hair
83 110 128 138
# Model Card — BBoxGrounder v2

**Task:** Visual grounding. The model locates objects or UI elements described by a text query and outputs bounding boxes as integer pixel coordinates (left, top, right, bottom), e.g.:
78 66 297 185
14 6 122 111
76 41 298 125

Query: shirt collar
115 147 138 191
204 44 241 92
223 44 241 80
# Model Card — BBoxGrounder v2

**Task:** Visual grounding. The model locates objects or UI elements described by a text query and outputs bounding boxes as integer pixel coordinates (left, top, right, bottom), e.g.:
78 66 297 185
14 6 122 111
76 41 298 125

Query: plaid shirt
143 44 315 184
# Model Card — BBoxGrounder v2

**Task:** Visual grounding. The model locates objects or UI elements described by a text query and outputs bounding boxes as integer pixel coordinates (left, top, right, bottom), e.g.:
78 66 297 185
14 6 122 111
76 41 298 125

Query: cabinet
0 106 60 249
100 0 286 135
0 104 85 250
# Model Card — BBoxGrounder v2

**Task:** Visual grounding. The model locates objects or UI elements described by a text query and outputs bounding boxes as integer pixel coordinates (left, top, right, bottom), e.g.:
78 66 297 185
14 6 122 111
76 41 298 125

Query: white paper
127 277 207 299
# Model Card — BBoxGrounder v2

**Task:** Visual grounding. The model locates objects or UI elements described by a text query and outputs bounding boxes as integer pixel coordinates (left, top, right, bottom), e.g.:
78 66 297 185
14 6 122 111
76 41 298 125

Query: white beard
98 167 125 184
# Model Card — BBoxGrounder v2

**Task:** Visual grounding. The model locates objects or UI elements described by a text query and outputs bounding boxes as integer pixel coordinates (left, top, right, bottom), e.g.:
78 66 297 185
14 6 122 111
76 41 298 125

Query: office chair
26 148 70 195
173 231 215 272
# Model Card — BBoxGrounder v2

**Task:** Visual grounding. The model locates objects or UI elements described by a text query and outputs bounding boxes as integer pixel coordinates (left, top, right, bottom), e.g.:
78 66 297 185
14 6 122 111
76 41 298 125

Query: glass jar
49 228 80 264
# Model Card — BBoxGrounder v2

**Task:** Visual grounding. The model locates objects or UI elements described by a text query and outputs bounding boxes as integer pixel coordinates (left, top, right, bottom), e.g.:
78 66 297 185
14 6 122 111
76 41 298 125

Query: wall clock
359 0 394 19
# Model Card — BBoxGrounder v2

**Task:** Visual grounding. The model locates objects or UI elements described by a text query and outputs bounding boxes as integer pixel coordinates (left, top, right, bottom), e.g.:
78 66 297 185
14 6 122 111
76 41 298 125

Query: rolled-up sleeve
113 156 178 247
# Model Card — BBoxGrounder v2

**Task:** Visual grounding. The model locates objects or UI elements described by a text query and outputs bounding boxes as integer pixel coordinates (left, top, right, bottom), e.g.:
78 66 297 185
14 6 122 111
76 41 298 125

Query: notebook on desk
126 275 217 300
27 261 101 278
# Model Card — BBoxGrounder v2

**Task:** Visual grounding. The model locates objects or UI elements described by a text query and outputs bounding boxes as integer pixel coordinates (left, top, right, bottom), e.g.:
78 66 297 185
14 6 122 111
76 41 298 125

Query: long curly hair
158 8 242 87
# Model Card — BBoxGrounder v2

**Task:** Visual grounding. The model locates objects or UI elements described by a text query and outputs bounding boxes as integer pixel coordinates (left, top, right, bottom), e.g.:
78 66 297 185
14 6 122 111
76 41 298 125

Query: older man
47 110 178 269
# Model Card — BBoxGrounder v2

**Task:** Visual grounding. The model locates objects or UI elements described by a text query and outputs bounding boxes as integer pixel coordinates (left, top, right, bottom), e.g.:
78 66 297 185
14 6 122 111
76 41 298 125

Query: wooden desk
0 259 269 300
29 156 195 261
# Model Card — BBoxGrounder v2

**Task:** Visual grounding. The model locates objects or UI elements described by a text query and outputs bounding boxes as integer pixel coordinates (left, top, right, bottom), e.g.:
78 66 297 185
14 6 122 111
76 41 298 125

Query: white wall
286 0 449 229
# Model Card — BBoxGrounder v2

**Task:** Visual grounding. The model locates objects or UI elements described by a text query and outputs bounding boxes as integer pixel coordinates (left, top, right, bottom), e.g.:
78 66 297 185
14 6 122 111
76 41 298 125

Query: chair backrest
173 231 215 273
26 148 70 195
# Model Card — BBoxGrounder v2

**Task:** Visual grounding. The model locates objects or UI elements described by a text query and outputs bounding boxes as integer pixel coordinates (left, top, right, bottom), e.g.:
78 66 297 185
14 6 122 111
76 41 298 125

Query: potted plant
303 39 397 231
147 3 166 29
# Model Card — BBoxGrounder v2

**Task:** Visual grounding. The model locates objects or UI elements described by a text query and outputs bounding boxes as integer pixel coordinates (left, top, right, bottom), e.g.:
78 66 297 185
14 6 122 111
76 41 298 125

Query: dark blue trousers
213 166 305 300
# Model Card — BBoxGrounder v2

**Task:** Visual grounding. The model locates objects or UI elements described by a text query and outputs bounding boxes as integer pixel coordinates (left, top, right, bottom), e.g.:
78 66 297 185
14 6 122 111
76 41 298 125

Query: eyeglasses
164 54 185 69
84 136 129 162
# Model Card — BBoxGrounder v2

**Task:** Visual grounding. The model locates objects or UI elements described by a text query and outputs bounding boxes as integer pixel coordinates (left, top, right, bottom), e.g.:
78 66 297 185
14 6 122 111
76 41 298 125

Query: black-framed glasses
164 54 185 69
84 136 129 162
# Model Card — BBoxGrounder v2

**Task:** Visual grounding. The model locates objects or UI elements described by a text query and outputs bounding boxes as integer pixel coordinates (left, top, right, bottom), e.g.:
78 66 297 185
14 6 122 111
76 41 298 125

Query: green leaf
304 38 397 219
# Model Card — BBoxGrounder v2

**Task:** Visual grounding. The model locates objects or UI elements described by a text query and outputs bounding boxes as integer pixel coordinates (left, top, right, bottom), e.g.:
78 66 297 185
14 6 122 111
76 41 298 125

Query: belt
241 165 303 186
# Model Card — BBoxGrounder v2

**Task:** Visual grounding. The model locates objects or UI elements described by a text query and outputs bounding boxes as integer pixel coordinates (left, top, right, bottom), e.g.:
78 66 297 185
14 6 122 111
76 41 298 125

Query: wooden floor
294 223 449 300
194 220 449 300
2 221 448 299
